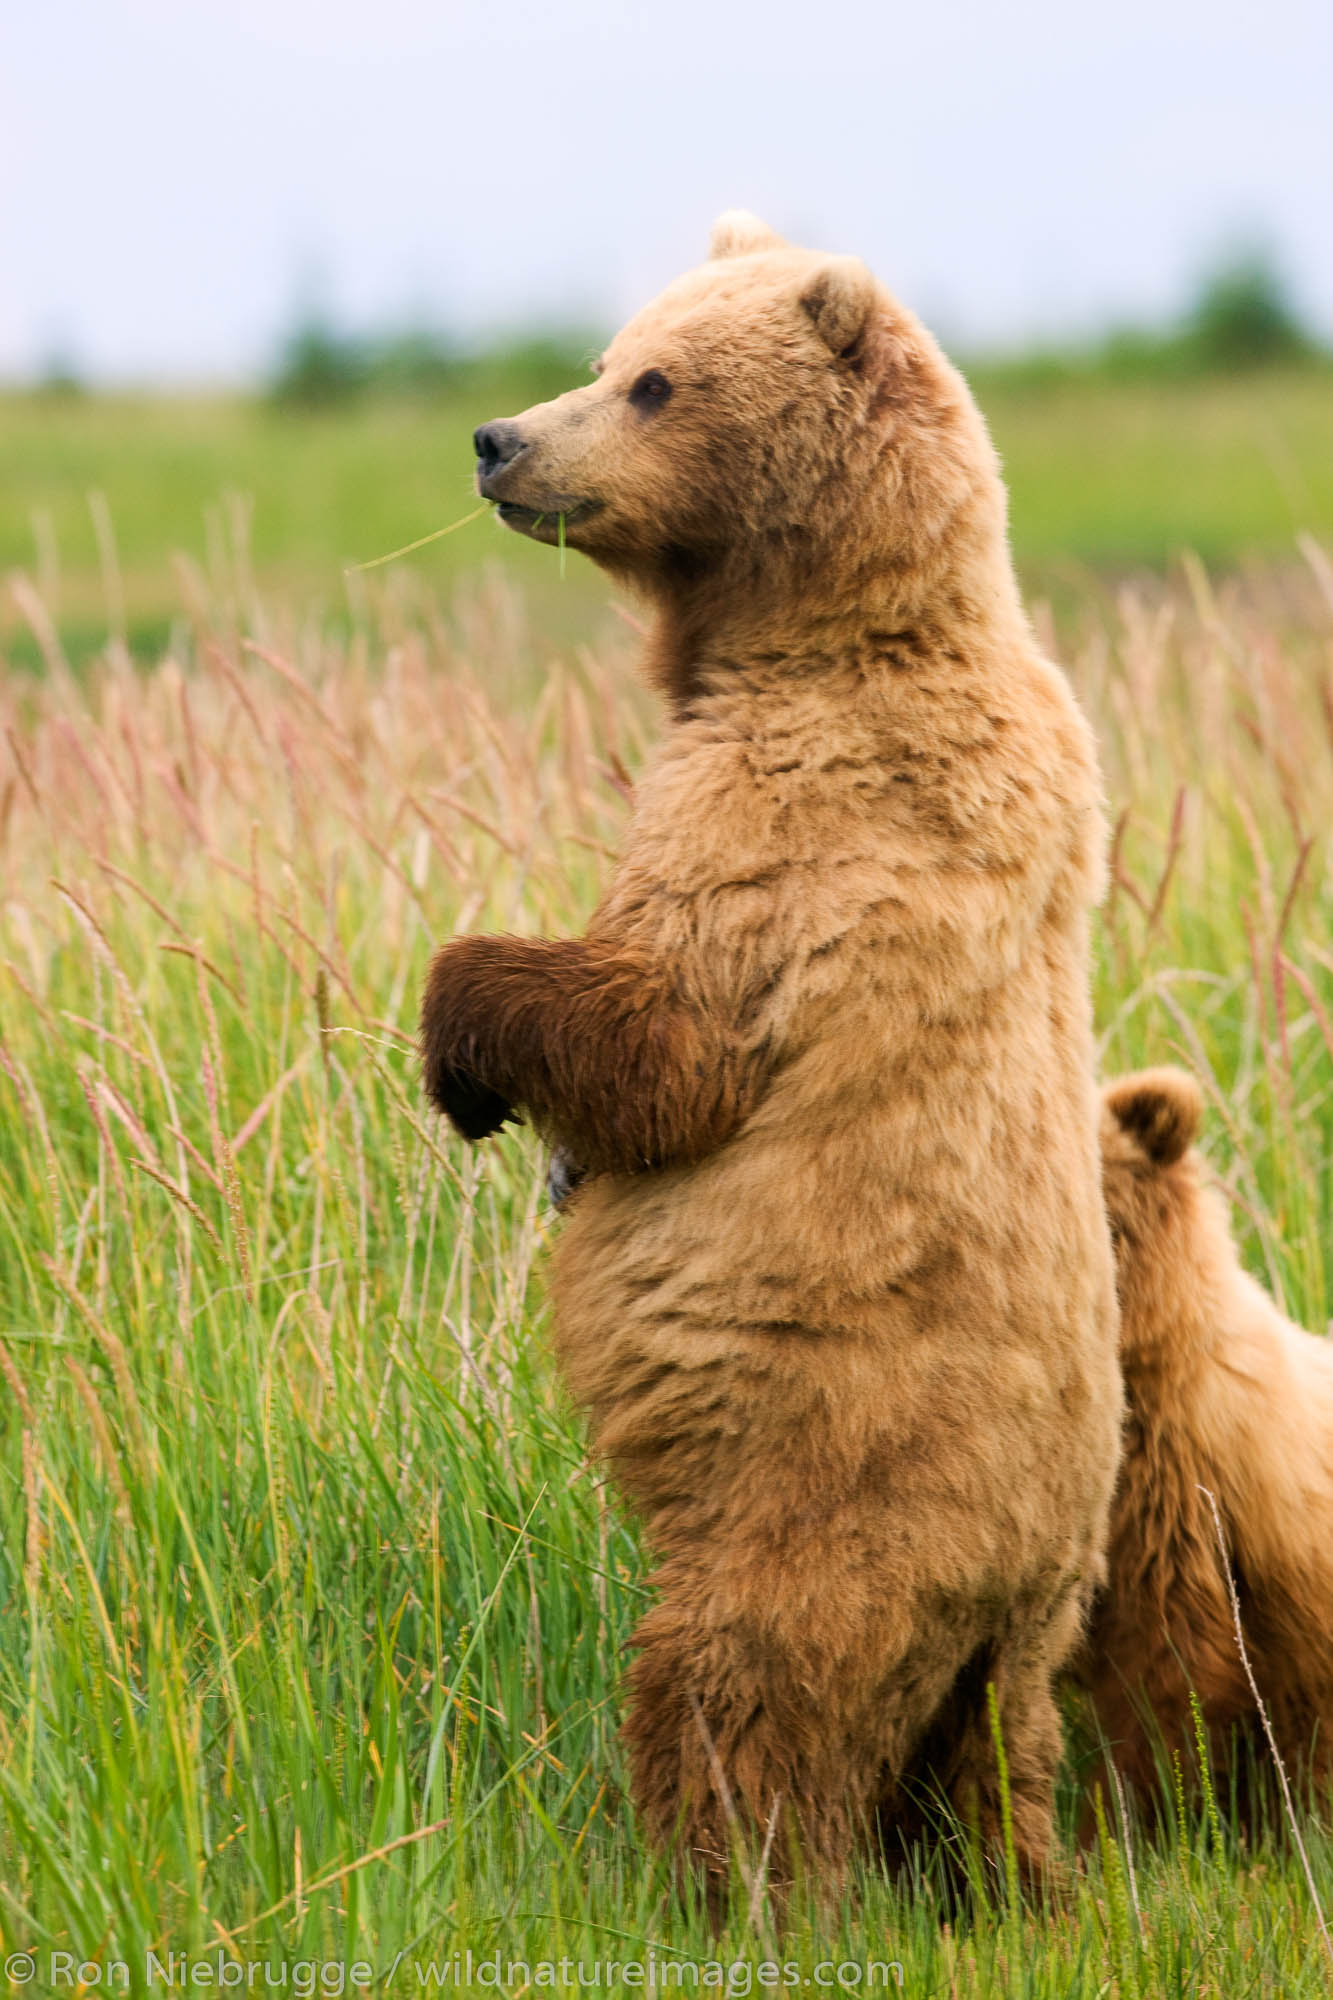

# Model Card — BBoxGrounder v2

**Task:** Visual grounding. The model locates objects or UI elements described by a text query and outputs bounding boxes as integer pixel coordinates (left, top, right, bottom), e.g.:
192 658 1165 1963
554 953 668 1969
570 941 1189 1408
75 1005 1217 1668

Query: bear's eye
629 369 672 411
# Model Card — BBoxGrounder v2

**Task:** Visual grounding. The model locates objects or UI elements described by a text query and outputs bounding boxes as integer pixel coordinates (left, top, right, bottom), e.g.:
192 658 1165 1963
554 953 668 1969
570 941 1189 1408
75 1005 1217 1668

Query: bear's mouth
495 500 599 542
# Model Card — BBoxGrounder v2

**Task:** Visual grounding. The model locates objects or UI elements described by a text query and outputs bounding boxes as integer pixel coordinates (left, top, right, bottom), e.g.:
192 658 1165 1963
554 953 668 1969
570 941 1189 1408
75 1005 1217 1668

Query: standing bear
1077 1068 1333 1815
421 213 1122 1898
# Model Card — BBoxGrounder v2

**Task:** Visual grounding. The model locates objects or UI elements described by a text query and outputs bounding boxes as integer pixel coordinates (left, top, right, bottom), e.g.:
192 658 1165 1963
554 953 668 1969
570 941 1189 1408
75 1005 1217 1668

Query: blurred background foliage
974 247 1325 384
262 246 1325 406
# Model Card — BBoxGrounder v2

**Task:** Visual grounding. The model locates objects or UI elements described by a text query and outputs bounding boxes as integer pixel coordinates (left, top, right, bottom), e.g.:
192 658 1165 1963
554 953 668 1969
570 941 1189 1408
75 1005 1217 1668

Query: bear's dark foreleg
420 932 756 1173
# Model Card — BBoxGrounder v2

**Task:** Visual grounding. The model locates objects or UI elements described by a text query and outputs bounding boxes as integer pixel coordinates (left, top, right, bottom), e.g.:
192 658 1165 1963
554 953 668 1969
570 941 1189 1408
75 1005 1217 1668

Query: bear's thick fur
422 213 1121 1896
1077 1068 1333 1811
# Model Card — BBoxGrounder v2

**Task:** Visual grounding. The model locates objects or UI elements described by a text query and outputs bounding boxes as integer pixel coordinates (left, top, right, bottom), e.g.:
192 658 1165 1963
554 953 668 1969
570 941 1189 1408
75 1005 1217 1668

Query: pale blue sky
3 0 1330 382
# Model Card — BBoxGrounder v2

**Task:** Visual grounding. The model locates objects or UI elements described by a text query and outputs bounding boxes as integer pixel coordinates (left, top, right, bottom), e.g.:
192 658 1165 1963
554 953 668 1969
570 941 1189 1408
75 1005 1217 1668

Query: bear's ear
1103 1068 1203 1167
708 210 788 260
800 256 877 357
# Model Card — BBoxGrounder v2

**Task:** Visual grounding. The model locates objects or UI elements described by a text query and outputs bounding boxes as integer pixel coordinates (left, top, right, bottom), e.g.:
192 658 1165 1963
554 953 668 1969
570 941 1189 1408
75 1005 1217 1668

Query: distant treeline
263 249 1326 408
966 249 1327 388
267 325 599 410
20 247 1327 406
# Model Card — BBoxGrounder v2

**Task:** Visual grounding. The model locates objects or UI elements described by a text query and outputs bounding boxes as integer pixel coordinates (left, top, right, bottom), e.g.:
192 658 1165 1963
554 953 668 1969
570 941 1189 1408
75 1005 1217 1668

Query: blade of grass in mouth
344 502 491 574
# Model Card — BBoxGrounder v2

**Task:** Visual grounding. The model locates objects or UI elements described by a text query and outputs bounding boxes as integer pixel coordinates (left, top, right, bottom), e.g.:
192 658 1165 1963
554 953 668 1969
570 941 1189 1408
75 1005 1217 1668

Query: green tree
1184 249 1315 370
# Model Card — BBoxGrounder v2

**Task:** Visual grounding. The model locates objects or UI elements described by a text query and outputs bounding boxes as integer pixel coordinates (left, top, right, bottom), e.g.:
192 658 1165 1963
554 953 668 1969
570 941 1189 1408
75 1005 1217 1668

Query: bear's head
1100 1068 1235 1370
472 211 1012 684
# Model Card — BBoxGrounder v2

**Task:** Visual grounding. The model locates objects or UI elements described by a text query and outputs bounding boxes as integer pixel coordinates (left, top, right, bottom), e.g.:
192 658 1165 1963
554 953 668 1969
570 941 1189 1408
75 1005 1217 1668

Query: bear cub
1077 1067 1333 1812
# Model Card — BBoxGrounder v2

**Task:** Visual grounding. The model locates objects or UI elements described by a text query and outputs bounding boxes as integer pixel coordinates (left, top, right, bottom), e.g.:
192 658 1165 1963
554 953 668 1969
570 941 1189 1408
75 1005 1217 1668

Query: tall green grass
2 554 1333 1990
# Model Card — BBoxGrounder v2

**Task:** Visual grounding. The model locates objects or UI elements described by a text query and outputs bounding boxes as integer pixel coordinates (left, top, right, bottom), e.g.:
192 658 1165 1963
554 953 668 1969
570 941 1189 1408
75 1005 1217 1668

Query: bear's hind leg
623 1591 871 1919
941 1603 1084 1898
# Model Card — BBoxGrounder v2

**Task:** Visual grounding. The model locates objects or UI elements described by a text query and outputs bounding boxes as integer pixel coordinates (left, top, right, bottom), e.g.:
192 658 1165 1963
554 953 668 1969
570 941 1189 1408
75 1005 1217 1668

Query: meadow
3 359 1333 669
4 364 1333 1991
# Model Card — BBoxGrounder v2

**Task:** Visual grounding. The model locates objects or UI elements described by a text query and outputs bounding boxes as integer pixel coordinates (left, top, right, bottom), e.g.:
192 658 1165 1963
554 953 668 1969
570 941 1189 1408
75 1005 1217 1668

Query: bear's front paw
428 1062 515 1141
420 936 517 1141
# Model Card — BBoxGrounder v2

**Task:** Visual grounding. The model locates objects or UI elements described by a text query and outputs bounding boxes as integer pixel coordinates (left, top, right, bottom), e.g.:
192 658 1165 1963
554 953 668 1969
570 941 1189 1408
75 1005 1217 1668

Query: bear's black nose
474 420 525 476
